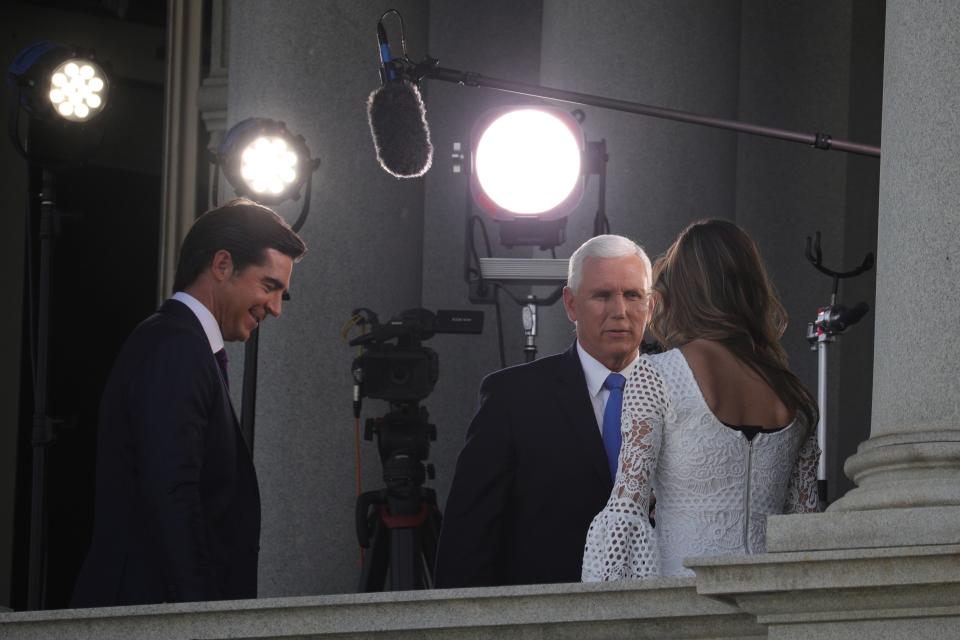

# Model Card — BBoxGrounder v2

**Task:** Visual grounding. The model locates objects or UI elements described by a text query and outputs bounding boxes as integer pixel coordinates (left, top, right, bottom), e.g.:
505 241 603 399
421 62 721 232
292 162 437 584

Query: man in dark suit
72 199 306 606
434 235 654 587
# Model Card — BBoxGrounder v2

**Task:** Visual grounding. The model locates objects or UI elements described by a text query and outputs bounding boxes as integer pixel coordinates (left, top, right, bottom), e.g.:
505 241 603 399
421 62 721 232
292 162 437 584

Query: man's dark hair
173 198 307 292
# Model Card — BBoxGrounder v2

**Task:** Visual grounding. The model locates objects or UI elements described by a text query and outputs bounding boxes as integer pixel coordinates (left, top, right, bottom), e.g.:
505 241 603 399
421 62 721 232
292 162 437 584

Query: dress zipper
743 438 753 554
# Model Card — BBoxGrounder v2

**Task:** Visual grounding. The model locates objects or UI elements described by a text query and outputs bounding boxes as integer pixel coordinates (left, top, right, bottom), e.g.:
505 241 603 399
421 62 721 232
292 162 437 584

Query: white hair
567 234 652 293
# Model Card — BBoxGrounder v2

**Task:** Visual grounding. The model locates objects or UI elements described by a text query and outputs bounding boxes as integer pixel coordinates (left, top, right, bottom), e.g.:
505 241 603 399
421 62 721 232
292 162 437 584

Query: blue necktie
602 372 626 481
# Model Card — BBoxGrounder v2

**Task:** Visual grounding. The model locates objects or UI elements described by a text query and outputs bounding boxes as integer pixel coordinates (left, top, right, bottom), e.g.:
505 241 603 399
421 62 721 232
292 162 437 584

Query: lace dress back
582 349 819 581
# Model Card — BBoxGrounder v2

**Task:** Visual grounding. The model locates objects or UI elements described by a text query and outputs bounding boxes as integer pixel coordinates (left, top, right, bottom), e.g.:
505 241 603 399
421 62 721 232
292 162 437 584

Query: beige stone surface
687 544 960 640
0 579 764 640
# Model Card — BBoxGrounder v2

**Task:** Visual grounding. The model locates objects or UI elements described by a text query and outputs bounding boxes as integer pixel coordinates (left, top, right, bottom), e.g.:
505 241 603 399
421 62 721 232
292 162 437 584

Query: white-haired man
435 235 654 587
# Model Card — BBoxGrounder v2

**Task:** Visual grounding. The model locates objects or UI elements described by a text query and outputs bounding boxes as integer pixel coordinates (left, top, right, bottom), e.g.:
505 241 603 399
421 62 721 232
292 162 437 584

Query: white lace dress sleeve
784 423 821 513
582 357 665 581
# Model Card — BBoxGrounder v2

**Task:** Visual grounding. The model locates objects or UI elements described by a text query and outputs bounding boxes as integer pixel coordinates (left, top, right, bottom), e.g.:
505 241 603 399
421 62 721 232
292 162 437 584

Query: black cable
493 286 505 368
471 216 506 367
465 216 485 284
24 166 39 393
379 9 408 60
8 90 30 159
463 176 481 284
289 161 317 233
10 98 41 393
491 281 524 306
592 146 610 235
464 201 506 369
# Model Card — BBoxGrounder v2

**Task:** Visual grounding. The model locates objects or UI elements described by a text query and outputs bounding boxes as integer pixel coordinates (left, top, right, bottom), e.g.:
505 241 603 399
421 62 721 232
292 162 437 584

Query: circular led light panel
47 58 109 122
239 136 300 196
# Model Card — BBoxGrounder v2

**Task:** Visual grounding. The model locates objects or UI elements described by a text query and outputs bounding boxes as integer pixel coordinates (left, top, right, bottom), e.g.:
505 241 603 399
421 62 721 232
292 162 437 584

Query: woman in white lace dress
582 219 820 581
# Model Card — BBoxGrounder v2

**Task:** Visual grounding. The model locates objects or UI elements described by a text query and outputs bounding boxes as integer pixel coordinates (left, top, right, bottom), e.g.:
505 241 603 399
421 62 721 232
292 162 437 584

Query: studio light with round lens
47 58 109 122
470 107 585 221
7 42 110 125
218 118 316 206
240 136 300 196
474 109 583 216
468 106 587 249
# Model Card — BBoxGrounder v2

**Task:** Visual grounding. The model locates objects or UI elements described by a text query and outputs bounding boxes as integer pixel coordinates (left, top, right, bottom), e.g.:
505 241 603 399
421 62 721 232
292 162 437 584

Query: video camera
350 308 483 403
348 306 483 592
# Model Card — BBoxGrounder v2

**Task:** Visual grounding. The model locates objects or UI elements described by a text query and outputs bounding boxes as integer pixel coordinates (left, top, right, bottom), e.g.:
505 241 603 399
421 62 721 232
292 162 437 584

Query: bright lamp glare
48 58 107 122
240 135 300 195
474 109 582 215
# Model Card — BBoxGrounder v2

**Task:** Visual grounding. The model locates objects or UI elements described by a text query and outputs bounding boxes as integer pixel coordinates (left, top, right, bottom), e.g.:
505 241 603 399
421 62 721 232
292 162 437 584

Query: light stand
804 231 874 510
8 43 110 610
471 268 567 362
26 167 59 610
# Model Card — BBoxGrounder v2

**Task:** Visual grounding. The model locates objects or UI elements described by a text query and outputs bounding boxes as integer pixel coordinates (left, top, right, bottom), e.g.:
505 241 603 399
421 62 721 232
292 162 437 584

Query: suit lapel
552 343 613 490
160 299 249 456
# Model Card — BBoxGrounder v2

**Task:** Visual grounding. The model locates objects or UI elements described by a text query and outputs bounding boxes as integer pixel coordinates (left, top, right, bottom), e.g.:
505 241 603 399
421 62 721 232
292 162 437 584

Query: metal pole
426 67 881 158
522 300 537 363
816 334 831 511
28 169 58 610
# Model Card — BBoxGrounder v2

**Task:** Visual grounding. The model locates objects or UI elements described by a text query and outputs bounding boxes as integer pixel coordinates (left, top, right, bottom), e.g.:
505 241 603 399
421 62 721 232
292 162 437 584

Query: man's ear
210 249 234 282
562 286 577 323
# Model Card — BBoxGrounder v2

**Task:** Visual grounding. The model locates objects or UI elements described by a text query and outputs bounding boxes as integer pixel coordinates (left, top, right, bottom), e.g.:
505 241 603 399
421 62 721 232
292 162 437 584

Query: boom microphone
367 80 434 178
367 20 433 178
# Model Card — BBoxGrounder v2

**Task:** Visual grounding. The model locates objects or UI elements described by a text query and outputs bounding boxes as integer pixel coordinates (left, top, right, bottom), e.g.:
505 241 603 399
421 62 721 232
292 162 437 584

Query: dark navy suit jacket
72 299 260 606
434 342 613 587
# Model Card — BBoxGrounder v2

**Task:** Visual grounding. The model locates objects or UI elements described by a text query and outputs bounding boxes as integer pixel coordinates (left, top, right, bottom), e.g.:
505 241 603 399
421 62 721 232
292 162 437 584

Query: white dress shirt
172 291 224 354
576 341 640 434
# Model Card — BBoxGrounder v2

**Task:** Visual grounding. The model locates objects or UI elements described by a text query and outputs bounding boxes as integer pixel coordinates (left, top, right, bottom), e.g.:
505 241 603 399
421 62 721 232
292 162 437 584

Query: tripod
804 231 873 510
356 403 442 591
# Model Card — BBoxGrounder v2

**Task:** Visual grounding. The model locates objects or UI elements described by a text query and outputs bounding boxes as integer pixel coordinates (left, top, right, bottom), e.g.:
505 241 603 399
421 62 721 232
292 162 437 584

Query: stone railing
0 578 764 640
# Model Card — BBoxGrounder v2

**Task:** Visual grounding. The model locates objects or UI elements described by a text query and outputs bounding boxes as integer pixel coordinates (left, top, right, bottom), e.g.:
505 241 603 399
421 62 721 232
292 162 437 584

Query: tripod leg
358 515 390 592
418 505 442 587
389 528 421 590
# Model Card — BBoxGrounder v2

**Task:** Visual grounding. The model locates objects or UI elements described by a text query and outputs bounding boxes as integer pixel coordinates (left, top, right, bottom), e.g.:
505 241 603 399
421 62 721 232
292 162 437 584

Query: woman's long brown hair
648 219 818 431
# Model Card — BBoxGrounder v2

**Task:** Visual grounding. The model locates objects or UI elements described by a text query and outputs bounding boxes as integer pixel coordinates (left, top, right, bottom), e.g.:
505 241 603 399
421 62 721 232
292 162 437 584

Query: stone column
158 0 203 301
198 0 230 201
829 0 960 519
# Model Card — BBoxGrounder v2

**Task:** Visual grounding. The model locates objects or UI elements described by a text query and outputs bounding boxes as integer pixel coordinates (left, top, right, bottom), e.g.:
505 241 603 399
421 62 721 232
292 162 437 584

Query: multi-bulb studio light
8 42 110 124
46 58 109 122
7 41 111 163
216 117 317 206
